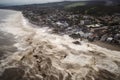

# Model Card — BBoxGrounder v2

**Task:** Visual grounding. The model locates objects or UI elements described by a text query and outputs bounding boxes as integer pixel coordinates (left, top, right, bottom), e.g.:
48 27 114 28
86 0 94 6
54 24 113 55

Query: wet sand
92 41 120 51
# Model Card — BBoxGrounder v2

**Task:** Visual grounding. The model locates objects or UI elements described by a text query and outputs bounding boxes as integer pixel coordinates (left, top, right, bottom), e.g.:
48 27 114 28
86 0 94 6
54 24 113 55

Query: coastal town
21 6 120 45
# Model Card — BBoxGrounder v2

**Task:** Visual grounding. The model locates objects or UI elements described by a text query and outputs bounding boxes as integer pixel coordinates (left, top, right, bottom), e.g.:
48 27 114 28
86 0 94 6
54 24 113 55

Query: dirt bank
92 41 120 51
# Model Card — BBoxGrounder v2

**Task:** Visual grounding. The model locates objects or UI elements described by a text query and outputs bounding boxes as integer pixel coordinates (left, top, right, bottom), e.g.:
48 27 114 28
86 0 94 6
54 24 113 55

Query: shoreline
22 14 120 52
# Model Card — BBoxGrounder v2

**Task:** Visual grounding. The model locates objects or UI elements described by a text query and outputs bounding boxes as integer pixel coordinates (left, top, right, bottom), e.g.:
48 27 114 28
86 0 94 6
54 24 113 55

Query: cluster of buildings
22 7 120 45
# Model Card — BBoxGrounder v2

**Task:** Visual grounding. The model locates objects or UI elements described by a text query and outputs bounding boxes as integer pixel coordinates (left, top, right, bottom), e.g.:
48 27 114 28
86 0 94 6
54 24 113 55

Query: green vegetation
65 2 86 8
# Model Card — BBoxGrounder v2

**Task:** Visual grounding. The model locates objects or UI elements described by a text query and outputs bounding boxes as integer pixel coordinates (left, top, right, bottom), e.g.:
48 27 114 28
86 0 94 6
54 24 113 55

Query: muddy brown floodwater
0 9 120 80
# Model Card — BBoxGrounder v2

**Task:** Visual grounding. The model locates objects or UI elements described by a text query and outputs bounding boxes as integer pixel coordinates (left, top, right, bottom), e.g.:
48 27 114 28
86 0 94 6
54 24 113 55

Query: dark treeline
66 5 120 16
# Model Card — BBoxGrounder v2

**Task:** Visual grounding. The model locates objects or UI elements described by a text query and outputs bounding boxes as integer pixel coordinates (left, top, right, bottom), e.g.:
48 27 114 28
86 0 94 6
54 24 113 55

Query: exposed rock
69 33 80 39
72 41 81 45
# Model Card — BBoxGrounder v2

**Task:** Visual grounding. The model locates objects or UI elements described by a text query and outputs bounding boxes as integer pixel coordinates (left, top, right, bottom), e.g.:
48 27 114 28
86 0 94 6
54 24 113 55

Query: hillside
0 1 116 10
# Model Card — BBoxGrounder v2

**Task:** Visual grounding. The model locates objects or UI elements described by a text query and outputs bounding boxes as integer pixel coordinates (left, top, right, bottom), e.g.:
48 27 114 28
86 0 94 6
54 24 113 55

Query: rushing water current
0 9 120 80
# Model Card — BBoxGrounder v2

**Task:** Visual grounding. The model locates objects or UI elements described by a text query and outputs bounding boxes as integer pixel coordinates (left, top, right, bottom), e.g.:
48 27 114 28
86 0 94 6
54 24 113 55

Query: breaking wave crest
0 10 120 80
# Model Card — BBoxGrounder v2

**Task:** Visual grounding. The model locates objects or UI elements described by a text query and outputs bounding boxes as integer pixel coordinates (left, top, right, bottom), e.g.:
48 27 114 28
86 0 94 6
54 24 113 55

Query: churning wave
0 9 120 80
